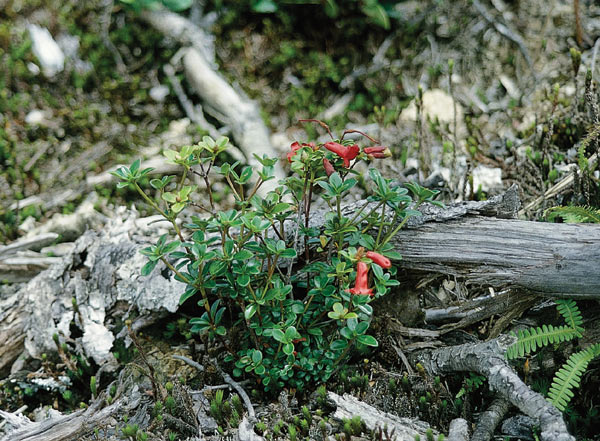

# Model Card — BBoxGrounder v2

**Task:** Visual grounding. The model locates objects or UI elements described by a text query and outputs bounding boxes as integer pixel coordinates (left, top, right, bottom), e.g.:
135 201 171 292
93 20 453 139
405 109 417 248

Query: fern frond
548 343 600 411
506 325 581 360
555 299 584 334
545 205 600 223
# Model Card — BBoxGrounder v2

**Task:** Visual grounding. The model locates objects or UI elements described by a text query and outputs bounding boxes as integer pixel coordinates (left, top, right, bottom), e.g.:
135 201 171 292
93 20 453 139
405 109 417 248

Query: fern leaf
545 206 600 223
506 325 581 360
548 344 600 411
555 299 584 334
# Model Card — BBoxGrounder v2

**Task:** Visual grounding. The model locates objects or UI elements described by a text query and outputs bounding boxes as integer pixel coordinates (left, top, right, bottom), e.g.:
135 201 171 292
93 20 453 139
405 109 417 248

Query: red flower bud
287 141 302 163
324 142 360 168
364 146 392 159
347 261 374 296
323 158 335 176
366 251 391 269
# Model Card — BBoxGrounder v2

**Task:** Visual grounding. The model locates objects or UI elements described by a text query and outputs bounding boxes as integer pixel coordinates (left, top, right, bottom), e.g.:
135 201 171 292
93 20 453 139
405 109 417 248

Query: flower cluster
287 138 391 172
347 250 392 296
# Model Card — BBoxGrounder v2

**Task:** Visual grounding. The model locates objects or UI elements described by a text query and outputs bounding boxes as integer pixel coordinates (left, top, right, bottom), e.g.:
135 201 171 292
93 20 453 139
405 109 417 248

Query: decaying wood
0 367 133 441
394 215 600 299
0 210 186 374
447 418 470 441
472 398 510 441
327 392 439 441
416 335 574 441
0 287 27 377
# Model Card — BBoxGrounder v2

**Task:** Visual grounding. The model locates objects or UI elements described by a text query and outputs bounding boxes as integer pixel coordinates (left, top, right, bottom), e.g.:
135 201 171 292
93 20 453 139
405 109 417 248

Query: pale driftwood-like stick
472 398 510 441
0 391 124 441
140 8 286 194
212 358 255 421
327 392 439 441
417 336 574 441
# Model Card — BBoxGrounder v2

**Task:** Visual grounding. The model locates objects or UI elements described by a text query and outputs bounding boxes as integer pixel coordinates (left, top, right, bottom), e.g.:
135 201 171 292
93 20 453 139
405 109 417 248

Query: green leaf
141 260 157 276
245 304 258 320
237 274 251 287
283 343 294 355
356 334 378 347
179 287 197 305
323 0 339 17
216 326 226 336
252 350 263 364
340 327 354 340
162 192 176 203
279 248 297 259
163 240 181 254
330 339 348 351
272 328 285 342
285 326 300 341
130 159 141 174
172 202 186 213
234 250 254 260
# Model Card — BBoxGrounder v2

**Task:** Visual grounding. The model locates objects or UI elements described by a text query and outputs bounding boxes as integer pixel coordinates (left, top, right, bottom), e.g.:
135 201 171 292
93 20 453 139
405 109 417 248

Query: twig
100 0 126 74
163 62 221 141
591 38 600 79
173 354 205 372
472 0 534 75
212 358 256 421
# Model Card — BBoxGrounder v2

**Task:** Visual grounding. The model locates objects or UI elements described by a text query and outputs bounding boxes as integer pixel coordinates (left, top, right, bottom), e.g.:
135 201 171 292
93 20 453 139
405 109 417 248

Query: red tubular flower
364 146 392 159
324 142 360 167
366 251 391 269
287 142 302 163
347 261 374 296
323 158 335 176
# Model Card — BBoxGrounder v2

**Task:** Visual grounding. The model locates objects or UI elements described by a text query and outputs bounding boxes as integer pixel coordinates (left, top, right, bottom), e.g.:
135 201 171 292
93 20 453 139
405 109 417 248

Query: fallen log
393 215 600 299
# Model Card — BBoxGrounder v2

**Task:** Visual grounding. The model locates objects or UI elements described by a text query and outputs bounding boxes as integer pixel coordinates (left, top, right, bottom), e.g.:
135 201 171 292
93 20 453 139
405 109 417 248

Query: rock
27 24 65 77
471 165 503 193
150 84 170 102
24 110 48 126
24 193 104 242
400 88 465 136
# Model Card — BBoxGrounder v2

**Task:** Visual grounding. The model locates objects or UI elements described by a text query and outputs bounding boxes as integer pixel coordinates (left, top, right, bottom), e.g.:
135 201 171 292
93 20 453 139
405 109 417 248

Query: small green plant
507 299 600 412
112 123 440 392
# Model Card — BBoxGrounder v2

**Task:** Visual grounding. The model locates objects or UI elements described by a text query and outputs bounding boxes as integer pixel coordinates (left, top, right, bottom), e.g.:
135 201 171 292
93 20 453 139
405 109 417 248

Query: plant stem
160 256 191 285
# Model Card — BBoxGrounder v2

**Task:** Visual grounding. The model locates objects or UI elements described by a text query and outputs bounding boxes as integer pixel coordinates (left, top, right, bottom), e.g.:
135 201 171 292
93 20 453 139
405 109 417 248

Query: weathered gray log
393 217 600 299
416 335 574 441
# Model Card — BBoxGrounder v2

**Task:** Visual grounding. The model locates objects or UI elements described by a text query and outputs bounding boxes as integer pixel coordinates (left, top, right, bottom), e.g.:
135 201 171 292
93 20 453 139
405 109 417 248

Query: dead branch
416 335 574 441
472 398 510 441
